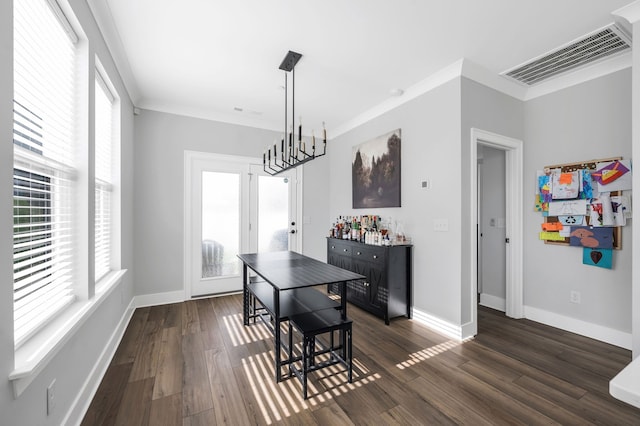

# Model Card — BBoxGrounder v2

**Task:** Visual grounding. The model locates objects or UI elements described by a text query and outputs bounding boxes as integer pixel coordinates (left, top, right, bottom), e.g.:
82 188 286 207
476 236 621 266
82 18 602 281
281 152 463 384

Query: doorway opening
477 145 507 312
183 151 302 299
465 129 523 339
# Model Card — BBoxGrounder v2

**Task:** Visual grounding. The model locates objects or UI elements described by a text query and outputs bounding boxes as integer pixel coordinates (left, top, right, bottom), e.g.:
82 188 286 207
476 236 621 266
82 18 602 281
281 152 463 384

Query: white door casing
467 128 524 338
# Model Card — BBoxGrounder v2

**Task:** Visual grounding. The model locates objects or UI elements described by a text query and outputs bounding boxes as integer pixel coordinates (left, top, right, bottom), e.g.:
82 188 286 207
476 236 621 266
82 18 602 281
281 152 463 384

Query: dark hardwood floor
82 293 640 425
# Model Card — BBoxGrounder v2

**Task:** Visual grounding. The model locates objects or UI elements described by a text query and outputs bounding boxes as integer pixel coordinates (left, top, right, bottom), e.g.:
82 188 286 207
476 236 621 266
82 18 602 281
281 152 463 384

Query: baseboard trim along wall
479 293 506 312
412 303 631 350
132 290 185 308
412 307 463 340
524 305 632 350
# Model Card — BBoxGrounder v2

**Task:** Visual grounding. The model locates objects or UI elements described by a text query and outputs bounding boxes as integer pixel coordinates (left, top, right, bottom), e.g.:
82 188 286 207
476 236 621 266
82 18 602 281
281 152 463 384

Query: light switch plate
433 219 449 232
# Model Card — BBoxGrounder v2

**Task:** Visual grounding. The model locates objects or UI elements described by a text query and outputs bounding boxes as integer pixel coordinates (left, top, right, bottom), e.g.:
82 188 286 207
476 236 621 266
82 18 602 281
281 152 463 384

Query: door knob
290 229 296 234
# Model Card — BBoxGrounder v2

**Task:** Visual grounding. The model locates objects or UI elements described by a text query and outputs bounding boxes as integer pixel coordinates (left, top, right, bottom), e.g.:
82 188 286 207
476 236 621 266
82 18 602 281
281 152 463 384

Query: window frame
10 0 126 397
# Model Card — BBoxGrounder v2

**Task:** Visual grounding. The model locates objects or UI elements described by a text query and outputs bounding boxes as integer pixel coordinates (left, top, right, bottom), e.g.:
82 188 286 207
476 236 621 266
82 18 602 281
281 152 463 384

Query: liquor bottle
344 218 351 240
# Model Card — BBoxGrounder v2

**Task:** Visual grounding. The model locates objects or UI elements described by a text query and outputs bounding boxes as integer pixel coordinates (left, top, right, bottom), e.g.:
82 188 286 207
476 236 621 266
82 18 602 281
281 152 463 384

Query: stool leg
347 327 352 383
303 336 310 399
288 322 293 378
330 330 335 361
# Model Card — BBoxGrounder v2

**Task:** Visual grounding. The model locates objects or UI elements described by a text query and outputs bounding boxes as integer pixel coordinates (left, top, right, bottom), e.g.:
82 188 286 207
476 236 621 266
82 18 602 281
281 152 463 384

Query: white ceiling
90 0 633 136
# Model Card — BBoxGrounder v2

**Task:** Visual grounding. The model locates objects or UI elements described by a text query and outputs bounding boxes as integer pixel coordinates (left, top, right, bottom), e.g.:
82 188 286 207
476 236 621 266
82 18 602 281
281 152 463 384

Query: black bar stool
288 308 352 399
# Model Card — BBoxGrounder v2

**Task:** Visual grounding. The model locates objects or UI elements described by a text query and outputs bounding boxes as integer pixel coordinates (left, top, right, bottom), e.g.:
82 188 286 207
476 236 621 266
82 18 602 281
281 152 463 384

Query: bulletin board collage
536 157 632 269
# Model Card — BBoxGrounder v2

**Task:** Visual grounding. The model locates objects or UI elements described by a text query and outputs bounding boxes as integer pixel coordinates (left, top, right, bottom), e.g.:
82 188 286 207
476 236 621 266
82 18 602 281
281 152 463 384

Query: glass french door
249 164 298 254
187 154 298 298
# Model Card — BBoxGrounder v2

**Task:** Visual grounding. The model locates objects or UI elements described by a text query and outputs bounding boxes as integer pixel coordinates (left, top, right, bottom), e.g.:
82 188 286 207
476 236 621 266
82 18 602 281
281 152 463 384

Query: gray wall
480 146 507 306
134 110 282 296
328 79 463 325
523 69 632 333
0 0 136 424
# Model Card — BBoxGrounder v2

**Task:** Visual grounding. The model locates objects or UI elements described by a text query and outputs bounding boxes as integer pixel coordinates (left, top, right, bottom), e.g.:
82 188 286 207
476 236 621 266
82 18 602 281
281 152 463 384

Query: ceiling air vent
503 24 631 86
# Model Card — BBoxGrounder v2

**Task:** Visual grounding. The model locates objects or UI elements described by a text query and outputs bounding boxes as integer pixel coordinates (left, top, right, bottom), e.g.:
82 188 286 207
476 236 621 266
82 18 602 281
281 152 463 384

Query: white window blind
94 71 114 282
13 0 78 346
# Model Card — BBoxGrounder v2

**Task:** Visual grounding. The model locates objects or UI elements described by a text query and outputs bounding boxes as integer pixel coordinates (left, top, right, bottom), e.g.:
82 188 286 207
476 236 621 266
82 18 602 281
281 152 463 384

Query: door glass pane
258 175 289 252
202 171 240 278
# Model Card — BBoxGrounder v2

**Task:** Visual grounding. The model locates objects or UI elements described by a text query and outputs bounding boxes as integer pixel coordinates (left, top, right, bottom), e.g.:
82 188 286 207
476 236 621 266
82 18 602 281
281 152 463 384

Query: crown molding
331 59 465 138
461 59 527 100
613 1 640 25
87 0 141 105
137 99 282 133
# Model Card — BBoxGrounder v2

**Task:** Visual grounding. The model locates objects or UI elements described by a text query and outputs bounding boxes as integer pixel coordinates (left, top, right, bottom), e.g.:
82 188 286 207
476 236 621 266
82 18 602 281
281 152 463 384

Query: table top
237 251 365 291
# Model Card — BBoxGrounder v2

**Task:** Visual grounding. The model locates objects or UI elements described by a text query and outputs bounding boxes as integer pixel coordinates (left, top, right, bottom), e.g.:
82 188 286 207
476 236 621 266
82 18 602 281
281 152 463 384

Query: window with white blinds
13 0 78 346
95 71 115 282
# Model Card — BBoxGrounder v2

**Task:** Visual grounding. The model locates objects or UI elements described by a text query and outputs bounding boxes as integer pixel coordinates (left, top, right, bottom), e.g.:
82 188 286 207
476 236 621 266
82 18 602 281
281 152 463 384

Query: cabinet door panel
328 250 351 271
347 280 367 304
367 265 387 309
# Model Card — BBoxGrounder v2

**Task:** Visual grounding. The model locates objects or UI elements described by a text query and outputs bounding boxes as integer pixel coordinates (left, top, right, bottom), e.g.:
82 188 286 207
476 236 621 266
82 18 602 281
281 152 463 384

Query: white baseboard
413 302 632 350
412 307 463 340
64 298 136 426
479 293 506 312
524 305 632 350
132 290 185 308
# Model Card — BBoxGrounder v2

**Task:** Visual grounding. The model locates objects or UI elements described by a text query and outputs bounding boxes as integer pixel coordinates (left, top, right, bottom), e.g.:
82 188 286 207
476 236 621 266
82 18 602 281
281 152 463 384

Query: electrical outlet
47 379 56 415
570 290 581 304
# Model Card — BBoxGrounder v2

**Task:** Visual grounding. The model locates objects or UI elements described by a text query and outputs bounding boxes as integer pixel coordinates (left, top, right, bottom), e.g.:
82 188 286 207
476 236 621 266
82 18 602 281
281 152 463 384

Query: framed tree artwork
352 129 401 208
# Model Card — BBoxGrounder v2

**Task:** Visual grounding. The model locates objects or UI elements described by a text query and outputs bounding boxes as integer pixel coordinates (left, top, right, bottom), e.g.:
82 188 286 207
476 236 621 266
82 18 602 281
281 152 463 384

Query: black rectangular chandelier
263 51 327 176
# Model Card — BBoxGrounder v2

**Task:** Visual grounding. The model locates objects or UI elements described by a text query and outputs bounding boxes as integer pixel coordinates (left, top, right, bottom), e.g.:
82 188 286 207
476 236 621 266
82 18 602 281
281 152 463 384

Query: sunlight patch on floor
241 349 379 425
223 313 271 346
395 340 461 370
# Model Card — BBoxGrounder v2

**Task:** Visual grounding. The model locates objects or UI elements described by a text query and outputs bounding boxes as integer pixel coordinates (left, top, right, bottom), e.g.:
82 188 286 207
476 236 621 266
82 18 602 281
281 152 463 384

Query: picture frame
352 129 401 208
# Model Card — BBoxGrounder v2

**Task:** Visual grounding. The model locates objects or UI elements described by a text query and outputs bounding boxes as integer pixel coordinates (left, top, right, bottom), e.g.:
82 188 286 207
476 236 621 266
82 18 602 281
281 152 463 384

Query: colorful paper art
541 222 563 231
611 195 630 226
569 226 613 249
580 169 594 199
589 193 615 227
595 160 632 192
534 195 548 214
551 171 579 199
535 158 630 266
539 231 566 241
558 215 583 225
593 160 629 185
548 199 588 216
583 248 613 269
538 175 553 203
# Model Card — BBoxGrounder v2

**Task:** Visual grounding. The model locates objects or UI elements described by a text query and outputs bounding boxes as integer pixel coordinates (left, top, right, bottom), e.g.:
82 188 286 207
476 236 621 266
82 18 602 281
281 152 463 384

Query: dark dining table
237 251 365 382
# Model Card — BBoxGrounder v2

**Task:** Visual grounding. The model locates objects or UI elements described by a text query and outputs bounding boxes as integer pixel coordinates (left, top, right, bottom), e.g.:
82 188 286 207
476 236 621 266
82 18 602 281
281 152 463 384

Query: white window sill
610 356 640 409
9 269 127 398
